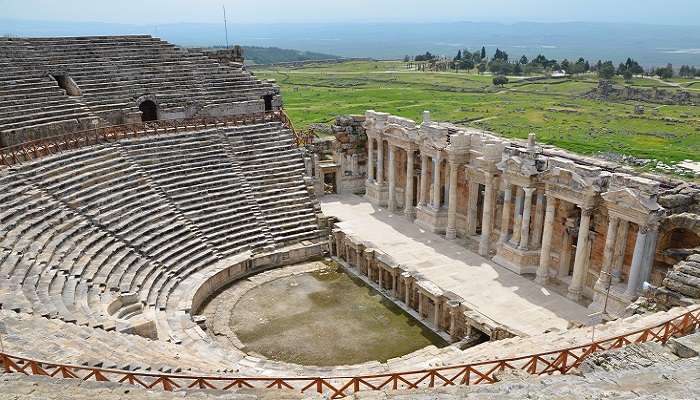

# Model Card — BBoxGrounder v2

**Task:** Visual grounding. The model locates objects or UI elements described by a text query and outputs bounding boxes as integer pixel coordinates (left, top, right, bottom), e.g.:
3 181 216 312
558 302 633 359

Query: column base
493 242 540 275
588 281 634 318
535 271 549 285
414 205 448 234
404 206 416 221
445 227 457 240
365 181 388 207
567 289 582 302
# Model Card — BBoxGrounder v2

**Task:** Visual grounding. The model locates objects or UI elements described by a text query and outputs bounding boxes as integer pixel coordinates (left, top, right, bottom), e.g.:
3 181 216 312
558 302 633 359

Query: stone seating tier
0 35 279 142
0 122 321 337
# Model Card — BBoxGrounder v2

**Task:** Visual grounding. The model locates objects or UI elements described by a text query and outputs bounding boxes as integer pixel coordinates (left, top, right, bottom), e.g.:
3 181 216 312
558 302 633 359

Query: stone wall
326 109 700 316
587 80 699 105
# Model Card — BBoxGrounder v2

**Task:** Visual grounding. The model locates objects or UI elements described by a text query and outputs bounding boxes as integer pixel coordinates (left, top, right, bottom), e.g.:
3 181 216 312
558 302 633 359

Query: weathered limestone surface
322 194 591 336
2 341 699 400
0 36 280 146
364 342 700 399
353 109 700 315
0 122 323 347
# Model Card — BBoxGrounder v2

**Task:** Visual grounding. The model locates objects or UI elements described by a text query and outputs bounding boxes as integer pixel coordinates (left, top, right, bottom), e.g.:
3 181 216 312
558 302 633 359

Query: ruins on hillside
0 36 280 146
313 111 700 317
0 35 699 398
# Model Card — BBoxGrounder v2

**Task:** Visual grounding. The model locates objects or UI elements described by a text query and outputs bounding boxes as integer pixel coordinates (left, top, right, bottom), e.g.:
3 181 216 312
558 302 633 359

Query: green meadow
255 61 700 167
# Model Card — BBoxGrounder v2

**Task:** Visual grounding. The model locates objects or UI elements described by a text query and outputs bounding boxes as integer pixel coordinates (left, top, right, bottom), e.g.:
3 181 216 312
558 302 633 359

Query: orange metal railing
1 307 698 398
279 108 316 147
0 111 304 167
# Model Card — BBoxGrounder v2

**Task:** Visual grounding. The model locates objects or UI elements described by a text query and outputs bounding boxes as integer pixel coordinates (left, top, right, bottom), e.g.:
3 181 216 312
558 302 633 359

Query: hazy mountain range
2 19 699 67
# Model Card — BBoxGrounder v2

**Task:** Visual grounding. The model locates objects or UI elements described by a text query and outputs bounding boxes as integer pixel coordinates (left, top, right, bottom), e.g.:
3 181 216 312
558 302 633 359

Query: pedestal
493 242 540 274
415 204 449 234
365 181 389 207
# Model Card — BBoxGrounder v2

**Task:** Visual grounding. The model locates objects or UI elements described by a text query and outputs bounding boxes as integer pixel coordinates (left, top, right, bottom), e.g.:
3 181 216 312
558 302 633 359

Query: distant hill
240 46 340 65
2 18 699 67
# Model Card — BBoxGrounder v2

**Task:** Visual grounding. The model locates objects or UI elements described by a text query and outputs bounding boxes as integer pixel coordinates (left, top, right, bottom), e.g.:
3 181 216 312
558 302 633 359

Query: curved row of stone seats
224 123 320 244
0 310 241 374
118 131 273 258
18 144 221 312
0 36 276 128
0 121 321 342
0 174 119 327
0 69 97 145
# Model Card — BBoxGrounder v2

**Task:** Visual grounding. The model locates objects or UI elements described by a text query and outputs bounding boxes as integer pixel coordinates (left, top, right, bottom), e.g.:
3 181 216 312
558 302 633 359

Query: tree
598 61 616 79
455 50 462 61
481 46 486 60
570 57 587 74
594 60 603 72
623 69 633 82
584 60 591 72
519 55 528 65
493 75 509 86
616 63 627 76
493 48 508 62
477 61 487 74
459 56 475 71
655 64 674 79
561 59 571 74
403 55 410 63
513 62 523 75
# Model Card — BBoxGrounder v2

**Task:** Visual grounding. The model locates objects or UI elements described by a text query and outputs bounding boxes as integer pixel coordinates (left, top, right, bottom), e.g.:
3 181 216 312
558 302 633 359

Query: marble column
387 145 396 211
639 225 659 291
432 157 442 209
418 291 424 317
404 280 410 306
376 139 384 185
479 175 495 256
596 215 620 288
499 182 513 243
610 220 629 283
466 181 480 236
367 137 375 183
419 154 428 207
448 307 457 338
510 187 524 246
405 149 415 217
433 298 440 328
444 176 450 208
378 266 384 288
531 190 546 248
625 224 651 298
536 195 557 284
559 219 575 278
445 161 459 239
568 207 593 301
518 187 535 250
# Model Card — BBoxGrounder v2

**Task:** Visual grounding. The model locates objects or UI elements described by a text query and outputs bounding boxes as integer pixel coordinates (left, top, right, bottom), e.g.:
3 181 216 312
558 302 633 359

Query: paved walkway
321 194 591 336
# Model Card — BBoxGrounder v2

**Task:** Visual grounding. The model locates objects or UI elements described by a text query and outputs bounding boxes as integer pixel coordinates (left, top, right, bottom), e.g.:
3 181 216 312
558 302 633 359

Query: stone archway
138 100 158 122
656 213 700 276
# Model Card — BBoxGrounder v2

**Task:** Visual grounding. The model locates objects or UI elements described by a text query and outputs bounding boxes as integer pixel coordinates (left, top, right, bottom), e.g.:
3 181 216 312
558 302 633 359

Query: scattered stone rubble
587 79 698 105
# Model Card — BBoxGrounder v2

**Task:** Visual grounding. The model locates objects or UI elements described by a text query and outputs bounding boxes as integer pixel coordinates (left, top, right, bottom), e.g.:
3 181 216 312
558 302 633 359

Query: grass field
254 61 700 171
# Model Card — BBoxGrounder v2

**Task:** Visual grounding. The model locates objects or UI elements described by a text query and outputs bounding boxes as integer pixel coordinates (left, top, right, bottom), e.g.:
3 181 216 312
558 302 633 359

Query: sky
2 0 700 25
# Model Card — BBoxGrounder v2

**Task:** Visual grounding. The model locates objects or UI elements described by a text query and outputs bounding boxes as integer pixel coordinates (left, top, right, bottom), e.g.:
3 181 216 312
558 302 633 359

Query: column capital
523 186 536 196
579 206 595 217
483 172 497 184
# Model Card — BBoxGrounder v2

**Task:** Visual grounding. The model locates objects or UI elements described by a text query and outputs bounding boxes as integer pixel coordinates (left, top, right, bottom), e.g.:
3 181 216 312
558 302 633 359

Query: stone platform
322 194 591 336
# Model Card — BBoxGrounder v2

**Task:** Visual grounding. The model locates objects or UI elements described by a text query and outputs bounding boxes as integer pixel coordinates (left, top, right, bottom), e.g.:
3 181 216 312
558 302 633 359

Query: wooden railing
0 110 312 167
279 108 316 147
1 307 698 398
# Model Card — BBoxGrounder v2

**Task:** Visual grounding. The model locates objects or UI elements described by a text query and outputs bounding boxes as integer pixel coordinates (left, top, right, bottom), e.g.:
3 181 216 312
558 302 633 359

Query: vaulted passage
139 100 158 122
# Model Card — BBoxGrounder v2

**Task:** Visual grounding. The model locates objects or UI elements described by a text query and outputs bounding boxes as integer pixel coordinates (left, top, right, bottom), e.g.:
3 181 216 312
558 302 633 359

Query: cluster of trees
405 48 699 82
678 65 700 78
